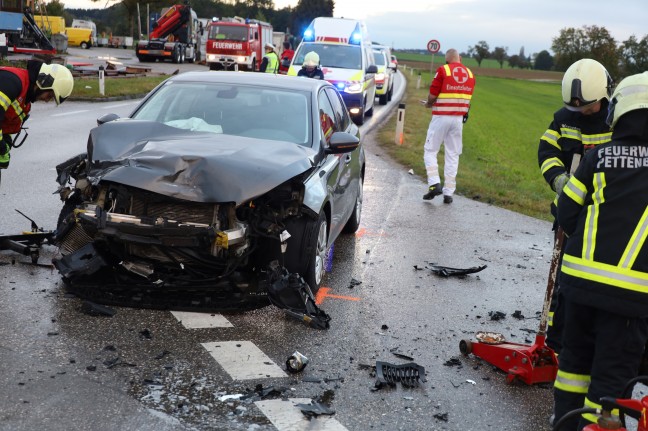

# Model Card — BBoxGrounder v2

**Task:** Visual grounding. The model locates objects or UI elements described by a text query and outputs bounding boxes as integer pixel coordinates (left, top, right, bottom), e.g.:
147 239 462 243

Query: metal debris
296 401 336 419
286 351 309 373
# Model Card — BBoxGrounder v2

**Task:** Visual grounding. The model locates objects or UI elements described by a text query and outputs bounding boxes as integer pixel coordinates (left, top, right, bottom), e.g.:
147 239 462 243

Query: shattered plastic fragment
428 264 487 277
295 401 336 418
466 379 476 385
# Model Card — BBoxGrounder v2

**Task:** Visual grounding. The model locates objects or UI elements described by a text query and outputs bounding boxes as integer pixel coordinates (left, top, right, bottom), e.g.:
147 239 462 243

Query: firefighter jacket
0 67 32 137
297 67 324 80
260 51 279 73
429 62 475 116
557 110 648 318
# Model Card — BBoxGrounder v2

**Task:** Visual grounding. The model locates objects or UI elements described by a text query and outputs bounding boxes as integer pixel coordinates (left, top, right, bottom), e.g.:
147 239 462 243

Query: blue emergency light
349 23 362 45
336 82 346 90
303 27 314 42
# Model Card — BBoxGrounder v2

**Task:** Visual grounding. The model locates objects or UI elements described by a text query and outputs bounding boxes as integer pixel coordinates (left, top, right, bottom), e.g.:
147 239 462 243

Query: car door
317 88 347 238
323 87 360 238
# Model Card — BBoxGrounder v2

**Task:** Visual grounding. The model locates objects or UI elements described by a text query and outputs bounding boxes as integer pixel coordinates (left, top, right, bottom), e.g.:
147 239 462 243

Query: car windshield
373 51 386 66
132 81 312 146
208 25 247 41
293 43 362 70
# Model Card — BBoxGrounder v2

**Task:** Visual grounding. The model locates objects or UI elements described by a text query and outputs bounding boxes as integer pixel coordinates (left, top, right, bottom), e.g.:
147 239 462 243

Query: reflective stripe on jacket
0 67 31 135
430 63 475 116
557 136 648 317
264 52 279 74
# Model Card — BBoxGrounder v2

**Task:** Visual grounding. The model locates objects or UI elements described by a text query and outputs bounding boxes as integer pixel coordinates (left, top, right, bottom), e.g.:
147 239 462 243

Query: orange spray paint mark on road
315 287 360 305
355 228 387 238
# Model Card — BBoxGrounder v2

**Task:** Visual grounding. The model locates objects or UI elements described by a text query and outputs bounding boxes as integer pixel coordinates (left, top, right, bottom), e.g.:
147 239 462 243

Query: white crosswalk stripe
171 311 233 328
202 341 286 380
255 398 348 431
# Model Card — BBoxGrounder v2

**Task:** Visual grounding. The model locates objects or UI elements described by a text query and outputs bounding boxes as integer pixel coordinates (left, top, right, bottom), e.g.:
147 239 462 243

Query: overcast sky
65 0 647 55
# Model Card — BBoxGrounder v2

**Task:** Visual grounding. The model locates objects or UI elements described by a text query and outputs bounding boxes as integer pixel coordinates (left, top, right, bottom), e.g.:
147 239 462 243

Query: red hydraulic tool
458 229 564 385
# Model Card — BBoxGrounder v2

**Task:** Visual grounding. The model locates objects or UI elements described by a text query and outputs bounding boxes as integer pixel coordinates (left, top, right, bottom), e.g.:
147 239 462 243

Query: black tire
251 59 256 72
352 107 364 125
80 41 88 49
378 93 388 105
343 175 363 234
387 84 393 101
209 63 218 71
284 211 328 292
365 103 374 117
172 47 180 64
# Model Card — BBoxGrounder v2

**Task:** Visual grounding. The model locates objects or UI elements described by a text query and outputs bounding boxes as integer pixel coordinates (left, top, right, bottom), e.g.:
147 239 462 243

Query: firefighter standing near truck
259 43 278 73
537 59 613 356
552 71 648 430
0 60 74 170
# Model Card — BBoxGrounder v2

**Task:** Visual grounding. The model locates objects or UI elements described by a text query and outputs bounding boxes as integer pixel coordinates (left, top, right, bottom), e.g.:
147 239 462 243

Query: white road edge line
51 110 89 117
202 341 286 380
171 310 233 329
255 398 348 431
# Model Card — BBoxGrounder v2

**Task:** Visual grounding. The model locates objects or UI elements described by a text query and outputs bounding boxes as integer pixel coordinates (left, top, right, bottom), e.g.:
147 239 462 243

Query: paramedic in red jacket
422 48 476 204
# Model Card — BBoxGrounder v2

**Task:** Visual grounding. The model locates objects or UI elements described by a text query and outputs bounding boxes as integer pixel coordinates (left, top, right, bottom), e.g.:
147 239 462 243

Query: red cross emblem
452 67 468 84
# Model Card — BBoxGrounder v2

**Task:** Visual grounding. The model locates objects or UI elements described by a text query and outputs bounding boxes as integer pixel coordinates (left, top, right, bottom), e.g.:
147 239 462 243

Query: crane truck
136 2 202 64
0 0 56 56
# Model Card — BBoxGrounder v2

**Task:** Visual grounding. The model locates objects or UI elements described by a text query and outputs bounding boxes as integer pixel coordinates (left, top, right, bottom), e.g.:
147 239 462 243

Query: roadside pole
427 38 441 77
395 103 406 145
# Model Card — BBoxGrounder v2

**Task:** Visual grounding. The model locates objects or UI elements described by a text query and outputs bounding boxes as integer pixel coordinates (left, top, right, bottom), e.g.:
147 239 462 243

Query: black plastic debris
139 329 153 339
375 361 426 388
267 262 331 330
512 310 525 319
103 357 136 369
390 348 414 361
296 401 336 419
348 278 362 289
428 264 487 277
488 311 506 321
81 300 116 317
434 412 449 422
443 358 462 368
413 265 424 271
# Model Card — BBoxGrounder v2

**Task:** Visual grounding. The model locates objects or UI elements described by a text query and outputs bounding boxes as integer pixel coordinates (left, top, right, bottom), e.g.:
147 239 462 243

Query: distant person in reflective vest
422 48 475 204
297 51 324 80
259 43 278 73
0 60 74 170
279 41 294 74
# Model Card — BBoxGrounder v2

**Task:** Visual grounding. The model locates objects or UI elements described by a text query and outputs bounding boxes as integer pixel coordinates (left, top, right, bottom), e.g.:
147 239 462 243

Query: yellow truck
33 15 65 36
65 27 92 49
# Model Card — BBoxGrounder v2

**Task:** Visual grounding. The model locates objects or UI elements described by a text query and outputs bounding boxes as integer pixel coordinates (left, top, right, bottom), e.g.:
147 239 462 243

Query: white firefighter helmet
562 58 613 112
606 71 648 128
36 63 74 105
303 51 319 67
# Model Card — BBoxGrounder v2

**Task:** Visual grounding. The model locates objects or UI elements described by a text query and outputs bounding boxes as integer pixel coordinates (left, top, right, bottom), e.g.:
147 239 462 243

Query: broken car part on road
50 72 365 315
428 264 487 277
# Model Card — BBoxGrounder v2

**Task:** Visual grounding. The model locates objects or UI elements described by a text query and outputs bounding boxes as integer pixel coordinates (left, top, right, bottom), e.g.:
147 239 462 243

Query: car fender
302 155 338 215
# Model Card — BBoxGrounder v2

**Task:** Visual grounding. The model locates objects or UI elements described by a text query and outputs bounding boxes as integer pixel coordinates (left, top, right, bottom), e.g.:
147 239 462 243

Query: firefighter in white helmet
552 71 648 430
297 51 324 80
0 60 74 170
537 58 614 358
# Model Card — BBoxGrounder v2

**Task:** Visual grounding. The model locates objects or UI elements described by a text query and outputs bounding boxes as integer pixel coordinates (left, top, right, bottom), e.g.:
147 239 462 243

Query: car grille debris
374 361 426 388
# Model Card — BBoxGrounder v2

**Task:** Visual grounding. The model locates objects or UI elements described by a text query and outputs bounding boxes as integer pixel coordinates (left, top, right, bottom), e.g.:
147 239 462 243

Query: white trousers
423 115 464 196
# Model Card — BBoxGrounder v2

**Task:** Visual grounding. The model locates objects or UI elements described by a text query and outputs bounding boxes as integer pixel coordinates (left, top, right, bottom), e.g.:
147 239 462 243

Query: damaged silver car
53 71 364 311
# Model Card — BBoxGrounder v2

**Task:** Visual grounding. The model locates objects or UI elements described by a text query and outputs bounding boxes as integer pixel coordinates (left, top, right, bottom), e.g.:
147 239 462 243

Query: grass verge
71 75 168 99
376 66 559 221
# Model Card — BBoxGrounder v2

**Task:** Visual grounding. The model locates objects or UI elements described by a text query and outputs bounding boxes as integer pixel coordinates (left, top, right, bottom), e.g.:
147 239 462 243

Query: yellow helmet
562 58 613 112
606 71 648 128
36 63 74 105
303 51 319 67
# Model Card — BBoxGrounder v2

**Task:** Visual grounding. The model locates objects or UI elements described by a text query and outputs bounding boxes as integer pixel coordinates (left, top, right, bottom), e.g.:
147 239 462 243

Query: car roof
167 71 330 92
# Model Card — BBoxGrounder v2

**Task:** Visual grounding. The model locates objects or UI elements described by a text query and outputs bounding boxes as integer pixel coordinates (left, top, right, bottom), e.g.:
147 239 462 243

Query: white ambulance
288 17 377 125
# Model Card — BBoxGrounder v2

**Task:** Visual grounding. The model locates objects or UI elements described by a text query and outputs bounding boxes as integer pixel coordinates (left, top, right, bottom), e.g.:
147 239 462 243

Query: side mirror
97 113 120 125
325 131 360 154
366 64 378 74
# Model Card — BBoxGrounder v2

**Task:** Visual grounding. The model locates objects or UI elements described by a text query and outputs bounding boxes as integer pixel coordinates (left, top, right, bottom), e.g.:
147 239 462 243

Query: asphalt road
1 48 560 431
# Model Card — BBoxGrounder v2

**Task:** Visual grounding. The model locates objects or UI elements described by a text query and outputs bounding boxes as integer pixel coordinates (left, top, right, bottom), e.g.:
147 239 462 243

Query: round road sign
427 39 440 54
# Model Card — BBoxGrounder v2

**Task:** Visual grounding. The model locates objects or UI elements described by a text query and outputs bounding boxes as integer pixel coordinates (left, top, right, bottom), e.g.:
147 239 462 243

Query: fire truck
205 17 273 71
136 3 202 64
0 0 56 56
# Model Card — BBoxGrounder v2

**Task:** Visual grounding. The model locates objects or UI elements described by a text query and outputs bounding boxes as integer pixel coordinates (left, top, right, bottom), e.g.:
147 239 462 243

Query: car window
324 87 350 131
293 43 362 70
373 51 386 66
317 89 339 144
132 81 312 146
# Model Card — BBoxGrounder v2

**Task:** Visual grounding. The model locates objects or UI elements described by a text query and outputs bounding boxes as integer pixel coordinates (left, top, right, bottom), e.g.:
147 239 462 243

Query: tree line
467 25 648 80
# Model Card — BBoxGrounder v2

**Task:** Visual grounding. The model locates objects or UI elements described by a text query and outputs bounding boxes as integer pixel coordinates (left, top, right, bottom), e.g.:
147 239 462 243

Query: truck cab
205 17 272 71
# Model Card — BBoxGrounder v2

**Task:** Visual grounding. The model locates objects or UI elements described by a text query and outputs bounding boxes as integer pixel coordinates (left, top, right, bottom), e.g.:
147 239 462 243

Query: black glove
463 112 469 123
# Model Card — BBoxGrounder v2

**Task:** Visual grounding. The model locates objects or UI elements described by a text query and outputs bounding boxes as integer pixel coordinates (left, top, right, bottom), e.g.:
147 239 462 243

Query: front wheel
284 211 328 292
80 41 88 49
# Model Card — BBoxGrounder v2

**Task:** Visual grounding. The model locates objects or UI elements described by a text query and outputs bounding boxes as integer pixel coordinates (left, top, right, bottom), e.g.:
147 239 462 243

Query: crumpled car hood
87 119 316 205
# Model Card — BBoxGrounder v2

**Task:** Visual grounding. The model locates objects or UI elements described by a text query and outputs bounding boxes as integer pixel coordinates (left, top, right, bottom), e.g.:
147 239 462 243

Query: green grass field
377 67 561 221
